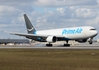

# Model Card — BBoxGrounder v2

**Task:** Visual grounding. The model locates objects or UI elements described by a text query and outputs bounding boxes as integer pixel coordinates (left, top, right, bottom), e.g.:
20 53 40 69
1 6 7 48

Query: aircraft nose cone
95 31 98 35
94 30 98 36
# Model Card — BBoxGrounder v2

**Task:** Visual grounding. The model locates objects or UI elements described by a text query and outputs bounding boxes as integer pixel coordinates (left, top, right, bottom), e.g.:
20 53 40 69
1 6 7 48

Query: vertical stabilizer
24 14 36 34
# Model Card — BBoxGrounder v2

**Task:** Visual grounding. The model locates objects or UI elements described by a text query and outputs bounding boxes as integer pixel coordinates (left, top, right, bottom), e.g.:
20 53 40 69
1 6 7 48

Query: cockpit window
90 29 96 30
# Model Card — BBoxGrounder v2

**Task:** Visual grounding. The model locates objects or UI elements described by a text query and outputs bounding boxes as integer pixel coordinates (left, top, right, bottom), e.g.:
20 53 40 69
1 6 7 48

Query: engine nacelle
46 36 57 43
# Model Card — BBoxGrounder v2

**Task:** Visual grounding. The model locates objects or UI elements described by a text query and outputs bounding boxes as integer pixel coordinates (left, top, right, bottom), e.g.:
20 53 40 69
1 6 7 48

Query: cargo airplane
7 14 98 47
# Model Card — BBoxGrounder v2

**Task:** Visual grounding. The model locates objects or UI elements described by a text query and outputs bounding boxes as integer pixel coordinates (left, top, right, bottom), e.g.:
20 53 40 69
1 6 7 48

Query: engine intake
46 36 57 43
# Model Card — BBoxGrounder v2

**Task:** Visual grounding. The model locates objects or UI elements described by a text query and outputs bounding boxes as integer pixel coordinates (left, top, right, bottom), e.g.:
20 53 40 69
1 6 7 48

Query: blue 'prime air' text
62 28 83 35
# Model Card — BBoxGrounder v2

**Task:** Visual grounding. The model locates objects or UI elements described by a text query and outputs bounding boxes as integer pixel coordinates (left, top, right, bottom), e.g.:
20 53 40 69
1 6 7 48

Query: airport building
0 39 30 45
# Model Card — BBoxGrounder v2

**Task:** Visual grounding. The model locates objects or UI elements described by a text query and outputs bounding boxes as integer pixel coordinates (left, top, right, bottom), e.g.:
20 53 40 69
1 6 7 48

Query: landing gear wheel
88 38 93 44
89 41 93 44
64 44 70 47
46 44 53 47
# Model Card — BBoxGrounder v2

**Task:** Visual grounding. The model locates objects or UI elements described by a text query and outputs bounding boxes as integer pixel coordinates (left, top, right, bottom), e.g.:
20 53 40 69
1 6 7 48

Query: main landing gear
63 40 70 47
46 43 70 47
46 41 71 47
46 43 53 47
64 44 70 47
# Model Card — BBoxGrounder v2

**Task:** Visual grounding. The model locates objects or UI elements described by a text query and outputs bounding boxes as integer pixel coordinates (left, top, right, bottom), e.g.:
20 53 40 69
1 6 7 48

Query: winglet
24 14 36 34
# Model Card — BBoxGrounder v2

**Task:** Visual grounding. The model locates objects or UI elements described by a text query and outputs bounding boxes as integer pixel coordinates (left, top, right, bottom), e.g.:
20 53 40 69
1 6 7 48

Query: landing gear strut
64 40 70 47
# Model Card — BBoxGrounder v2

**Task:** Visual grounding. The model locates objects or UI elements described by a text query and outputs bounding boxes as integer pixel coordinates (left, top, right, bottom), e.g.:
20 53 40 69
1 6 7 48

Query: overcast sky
0 0 99 39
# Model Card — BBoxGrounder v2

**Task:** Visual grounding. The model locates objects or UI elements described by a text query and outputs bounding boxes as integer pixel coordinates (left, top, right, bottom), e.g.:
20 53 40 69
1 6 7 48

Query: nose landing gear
88 38 93 44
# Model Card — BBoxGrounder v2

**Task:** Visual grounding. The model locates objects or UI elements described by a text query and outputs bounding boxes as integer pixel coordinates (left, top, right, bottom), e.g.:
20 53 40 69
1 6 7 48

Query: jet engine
46 36 57 43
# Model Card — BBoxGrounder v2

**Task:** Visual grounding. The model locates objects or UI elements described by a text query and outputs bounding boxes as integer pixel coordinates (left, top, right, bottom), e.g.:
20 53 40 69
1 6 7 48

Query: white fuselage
36 26 98 40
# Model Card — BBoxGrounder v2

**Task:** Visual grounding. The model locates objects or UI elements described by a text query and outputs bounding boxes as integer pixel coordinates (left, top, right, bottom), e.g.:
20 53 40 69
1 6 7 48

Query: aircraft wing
12 33 65 38
3 31 65 40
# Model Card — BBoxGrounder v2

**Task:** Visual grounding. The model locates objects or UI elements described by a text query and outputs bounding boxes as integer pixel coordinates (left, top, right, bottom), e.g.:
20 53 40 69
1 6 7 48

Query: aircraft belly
66 33 88 40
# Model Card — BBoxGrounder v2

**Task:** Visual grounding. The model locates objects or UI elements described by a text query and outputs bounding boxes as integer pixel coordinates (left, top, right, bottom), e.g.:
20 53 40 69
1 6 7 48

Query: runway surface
0 42 99 49
0 45 99 49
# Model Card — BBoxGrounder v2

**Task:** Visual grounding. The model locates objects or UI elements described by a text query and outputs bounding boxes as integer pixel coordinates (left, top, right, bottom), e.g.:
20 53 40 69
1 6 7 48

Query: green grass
0 49 99 70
